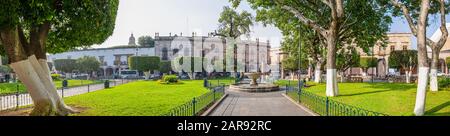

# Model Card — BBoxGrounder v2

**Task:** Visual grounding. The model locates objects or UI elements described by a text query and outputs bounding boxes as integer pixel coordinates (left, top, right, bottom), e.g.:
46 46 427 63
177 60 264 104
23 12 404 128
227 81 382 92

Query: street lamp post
298 36 302 91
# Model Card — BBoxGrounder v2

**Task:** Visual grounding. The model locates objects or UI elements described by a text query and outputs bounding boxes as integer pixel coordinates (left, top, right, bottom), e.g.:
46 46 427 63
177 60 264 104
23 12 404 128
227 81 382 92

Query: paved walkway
0 79 133 111
209 89 313 116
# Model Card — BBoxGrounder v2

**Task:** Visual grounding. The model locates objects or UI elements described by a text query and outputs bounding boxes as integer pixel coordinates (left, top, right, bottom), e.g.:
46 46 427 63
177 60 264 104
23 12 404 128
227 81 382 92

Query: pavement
0 79 133 111
208 89 314 116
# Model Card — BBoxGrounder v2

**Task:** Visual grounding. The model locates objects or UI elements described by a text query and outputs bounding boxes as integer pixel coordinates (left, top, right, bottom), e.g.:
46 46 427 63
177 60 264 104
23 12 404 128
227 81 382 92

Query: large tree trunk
429 50 439 91
314 61 322 83
325 28 339 97
1 27 75 116
414 1 430 116
405 70 411 83
339 71 345 82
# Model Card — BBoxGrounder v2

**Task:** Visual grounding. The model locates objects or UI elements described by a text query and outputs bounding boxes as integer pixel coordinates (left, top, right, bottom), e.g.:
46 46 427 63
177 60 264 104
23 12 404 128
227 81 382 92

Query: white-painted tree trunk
10 56 75 116
144 71 150 80
429 68 438 91
339 71 345 82
414 67 429 116
326 69 339 97
405 71 411 83
314 66 321 83
290 71 294 80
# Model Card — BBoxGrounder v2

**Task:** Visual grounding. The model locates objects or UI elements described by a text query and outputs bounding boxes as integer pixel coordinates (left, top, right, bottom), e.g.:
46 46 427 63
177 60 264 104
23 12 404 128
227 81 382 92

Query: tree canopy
138 36 155 47
54 59 77 73
388 50 418 70
128 56 160 72
359 57 378 70
216 6 254 38
76 56 100 73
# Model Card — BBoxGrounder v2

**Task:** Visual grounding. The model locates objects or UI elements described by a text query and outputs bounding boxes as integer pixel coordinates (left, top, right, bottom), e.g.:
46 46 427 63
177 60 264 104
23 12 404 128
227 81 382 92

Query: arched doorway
377 59 386 78
162 47 168 60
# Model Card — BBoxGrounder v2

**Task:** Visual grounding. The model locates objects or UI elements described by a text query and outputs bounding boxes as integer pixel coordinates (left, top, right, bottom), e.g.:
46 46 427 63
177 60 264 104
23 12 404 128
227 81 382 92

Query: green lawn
208 77 236 86
276 80 450 116
0 80 102 95
64 80 210 116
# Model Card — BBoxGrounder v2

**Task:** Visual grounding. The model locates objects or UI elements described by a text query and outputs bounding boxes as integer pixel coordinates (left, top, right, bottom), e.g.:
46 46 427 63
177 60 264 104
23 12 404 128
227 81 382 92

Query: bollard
87 84 90 93
61 87 64 98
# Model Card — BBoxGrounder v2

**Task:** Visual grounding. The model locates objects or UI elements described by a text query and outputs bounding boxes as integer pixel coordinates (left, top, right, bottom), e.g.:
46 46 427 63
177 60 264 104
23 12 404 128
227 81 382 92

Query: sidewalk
0 79 133 111
208 89 314 116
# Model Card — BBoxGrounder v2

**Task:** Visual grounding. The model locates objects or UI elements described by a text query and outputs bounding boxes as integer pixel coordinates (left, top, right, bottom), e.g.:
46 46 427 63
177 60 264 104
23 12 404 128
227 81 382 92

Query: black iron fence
0 78 136 111
285 85 388 116
162 84 225 116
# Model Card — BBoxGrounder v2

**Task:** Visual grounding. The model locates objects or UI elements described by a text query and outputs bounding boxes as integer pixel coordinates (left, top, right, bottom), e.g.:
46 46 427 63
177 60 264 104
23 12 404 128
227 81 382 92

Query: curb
201 93 229 116
282 93 319 116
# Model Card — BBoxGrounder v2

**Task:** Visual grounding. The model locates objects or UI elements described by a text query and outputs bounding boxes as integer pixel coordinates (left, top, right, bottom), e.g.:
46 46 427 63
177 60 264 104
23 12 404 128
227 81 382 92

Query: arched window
173 48 179 55
162 47 168 60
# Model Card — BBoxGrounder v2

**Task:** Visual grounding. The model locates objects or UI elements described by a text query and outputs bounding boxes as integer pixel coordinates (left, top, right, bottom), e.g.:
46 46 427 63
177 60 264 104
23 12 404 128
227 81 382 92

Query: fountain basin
229 83 279 92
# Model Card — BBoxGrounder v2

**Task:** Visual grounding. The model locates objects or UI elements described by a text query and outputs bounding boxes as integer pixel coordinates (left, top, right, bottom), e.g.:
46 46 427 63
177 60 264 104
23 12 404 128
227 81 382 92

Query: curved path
209 89 314 116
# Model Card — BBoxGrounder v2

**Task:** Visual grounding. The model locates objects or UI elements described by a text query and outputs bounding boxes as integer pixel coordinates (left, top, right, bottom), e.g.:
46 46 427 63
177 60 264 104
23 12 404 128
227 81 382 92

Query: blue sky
95 0 450 49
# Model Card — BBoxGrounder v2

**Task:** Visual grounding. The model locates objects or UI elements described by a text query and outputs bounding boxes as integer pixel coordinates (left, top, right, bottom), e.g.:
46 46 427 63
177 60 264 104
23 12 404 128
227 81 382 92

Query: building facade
48 33 272 77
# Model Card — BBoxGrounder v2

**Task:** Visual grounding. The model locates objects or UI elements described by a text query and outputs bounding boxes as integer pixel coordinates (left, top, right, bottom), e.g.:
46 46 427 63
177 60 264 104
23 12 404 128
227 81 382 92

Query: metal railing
161 84 225 116
0 78 137 111
285 85 388 116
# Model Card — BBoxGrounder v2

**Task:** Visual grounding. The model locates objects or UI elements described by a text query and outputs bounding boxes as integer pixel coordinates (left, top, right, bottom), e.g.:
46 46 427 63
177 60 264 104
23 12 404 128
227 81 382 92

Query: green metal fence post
326 97 329 116
192 97 196 116
213 89 216 101
16 84 19 110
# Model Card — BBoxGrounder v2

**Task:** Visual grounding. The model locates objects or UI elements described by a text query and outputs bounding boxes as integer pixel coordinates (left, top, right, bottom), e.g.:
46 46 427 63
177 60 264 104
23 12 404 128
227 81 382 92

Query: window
402 45 407 50
162 47 168 60
390 46 395 52
173 48 179 55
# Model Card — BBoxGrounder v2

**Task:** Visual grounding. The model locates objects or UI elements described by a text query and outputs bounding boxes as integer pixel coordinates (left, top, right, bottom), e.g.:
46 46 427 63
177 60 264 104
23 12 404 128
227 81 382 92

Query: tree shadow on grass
339 83 416 97
425 101 450 116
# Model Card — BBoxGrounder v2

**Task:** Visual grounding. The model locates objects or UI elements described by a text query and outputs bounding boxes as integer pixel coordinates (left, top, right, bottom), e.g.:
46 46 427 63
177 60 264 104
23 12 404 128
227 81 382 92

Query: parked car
119 70 140 79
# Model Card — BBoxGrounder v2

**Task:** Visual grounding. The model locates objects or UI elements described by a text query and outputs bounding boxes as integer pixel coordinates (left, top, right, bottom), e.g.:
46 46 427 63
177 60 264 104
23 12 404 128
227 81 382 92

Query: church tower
128 33 136 45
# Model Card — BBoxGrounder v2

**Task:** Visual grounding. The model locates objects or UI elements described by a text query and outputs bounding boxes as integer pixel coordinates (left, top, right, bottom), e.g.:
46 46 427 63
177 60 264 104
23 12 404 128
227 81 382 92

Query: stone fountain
229 72 279 92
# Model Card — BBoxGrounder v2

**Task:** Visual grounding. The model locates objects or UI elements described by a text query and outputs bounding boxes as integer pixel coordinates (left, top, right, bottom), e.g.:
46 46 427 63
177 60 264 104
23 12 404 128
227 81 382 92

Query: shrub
51 74 62 81
163 75 178 83
438 77 450 89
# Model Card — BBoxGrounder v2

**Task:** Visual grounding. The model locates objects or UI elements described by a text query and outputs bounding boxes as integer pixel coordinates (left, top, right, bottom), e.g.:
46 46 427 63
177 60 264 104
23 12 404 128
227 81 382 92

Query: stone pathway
0 79 133 111
209 89 313 116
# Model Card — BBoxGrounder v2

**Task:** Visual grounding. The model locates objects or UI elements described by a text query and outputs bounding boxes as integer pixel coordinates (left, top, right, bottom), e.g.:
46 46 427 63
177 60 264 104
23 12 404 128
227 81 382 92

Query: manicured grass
208 77 236 86
277 80 450 116
0 80 101 95
64 80 210 116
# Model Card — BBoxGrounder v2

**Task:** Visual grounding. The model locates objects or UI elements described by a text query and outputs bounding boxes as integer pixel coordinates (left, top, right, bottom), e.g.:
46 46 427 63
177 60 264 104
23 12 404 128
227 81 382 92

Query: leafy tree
388 0 449 93
216 6 253 39
76 56 100 79
359 57 378 76
159 61 172 74
0 0 119 116
138 36 155 47
128 56 160 80
386 0 449 115
233 0 391 96
0 65 11 73
337 46 360 82
54 59 77 74
388 50 417 84
282 56 308 80
215 6 254 78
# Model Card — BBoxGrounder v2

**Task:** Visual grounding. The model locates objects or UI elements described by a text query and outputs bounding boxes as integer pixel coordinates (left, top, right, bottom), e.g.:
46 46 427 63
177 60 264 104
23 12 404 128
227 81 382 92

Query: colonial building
47 43 154 77
345 33 413 77
48 33 272 77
